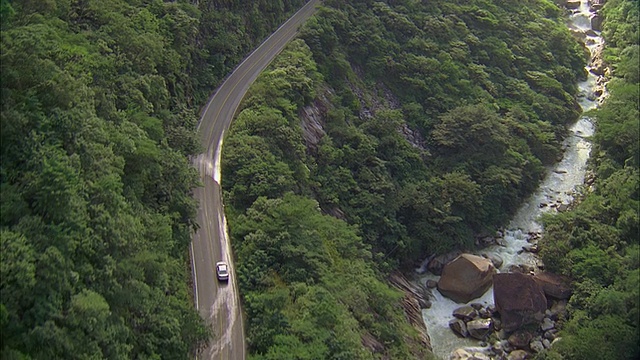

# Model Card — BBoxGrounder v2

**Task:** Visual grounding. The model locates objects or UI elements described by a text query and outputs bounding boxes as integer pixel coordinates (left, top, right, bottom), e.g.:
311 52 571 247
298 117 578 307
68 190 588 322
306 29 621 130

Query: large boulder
438 254 496 303
534 272 572 300
494 273 547 332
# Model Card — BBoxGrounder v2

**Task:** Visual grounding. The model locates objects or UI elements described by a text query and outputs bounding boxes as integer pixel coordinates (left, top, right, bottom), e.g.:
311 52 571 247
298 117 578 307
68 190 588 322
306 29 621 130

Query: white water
420 2 604 358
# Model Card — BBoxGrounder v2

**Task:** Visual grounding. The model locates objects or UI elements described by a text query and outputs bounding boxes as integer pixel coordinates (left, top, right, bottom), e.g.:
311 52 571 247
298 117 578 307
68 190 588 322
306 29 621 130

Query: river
419 1 605 358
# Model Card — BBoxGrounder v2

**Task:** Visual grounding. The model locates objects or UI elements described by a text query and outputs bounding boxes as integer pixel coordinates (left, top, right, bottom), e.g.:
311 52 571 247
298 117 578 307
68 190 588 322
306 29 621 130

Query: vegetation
0 0 307 358
221 0 592 357
537 0 640 359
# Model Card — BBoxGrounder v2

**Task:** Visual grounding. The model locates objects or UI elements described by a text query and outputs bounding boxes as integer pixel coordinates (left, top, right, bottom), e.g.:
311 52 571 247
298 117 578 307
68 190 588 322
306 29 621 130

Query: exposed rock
522 244 539 253
590 45 607 76
482 253 504 269
534 272 572 299
565 0 581 9
453 305 479 322
550 300 568 320
449 318 469 338
428 250 463 275
470 303 484 310
450 348 473 360
544 330 557 341
508 330 534 349
530 339 545 353
467 318 493 340
426 279 438 289
438 254 496 303
493 317 502 331
591 13 603 32
388 272 432 350
494 273 547 332
507 350 530 360
299 89 332 152
542 339 552 349
541 318 555 332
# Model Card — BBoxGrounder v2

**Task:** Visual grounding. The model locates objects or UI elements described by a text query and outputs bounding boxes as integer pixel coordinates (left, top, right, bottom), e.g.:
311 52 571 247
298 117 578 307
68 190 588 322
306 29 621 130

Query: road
190 1 321 359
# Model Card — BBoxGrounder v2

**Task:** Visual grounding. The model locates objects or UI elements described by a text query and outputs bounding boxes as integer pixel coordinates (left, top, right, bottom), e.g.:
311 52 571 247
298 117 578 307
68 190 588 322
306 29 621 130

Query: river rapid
418 1 605 358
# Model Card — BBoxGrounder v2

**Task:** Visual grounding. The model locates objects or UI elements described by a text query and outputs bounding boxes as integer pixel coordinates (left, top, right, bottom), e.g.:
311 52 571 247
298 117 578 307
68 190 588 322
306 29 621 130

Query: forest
0 0 306 358
1 0 637 359
217 0 632 358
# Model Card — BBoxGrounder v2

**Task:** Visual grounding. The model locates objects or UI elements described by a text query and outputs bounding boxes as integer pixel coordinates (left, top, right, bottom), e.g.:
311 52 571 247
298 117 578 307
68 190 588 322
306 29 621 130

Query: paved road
190 1 321 359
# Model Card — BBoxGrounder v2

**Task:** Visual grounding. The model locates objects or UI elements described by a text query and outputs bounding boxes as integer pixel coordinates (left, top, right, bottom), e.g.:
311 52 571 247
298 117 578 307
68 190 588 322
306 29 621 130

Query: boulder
530 339 545 353
453 305 479 322
533 272 572 299
550 300 568 320
507 350 530 360
438 254 496 303
540 318 555 332
449 318 468 338
494 273 547 332
508 330 534 350
566 0 581 9
450 348 473 360
482 253 504 269
467 318 493 340
426 279 438 288
591 13 603 31
428 250 462 275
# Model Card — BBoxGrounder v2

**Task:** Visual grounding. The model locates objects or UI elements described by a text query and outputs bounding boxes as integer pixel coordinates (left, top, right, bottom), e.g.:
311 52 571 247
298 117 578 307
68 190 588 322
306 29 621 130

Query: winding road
190 1 321 359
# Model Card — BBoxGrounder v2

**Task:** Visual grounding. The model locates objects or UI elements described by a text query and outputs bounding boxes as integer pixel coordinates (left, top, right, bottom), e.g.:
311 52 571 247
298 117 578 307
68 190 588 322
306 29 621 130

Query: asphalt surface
190 1 321 359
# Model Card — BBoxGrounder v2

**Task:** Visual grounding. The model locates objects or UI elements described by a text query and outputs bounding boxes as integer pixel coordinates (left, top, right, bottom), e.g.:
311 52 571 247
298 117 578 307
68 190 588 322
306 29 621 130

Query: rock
486 304 497 315
522 244 539 253
591 13 603 32
565 0 581 9
585 29 599 37
450 348 473 360
470 303 484 310
534 272 572 300
541 318 555 332
494 273 547 332
478 308 491 319
542 339 552 349
530 340 545 353
590 45 607 76
551 337 562 348
544 330 557 341
557 204 569 212
453 305 479 322
426 279 438 288
418 298 432 309
493 317 502 331
507 349 530 360
467 318 493 340
449 318 469 338
428 250 463 275
550 300 568 319
508 330 534 349
482 253 504 269
438 254 496 303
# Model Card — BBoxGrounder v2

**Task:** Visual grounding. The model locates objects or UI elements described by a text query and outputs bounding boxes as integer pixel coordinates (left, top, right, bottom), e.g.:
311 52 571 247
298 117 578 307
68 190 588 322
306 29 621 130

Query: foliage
539 1 639 358
221 0 592 357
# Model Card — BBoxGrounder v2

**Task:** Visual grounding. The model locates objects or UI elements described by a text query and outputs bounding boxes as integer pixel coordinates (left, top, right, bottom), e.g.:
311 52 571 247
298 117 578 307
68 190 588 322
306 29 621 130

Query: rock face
533 272 572 299
493 273 547 332
438 254 496 303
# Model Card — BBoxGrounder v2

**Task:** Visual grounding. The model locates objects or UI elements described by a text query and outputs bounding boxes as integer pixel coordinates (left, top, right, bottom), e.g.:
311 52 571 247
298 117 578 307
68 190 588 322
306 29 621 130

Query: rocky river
416 1 609 359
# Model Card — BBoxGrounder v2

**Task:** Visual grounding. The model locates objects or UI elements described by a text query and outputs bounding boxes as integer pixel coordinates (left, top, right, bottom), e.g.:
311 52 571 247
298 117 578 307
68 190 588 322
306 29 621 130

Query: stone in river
449 318 468 338
494 273 547 332
437 254 496 303
453 305 478 322
467 318 493 340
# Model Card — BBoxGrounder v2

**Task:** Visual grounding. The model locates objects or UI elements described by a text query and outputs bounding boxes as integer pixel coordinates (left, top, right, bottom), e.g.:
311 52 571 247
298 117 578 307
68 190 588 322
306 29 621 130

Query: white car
216 261 229 281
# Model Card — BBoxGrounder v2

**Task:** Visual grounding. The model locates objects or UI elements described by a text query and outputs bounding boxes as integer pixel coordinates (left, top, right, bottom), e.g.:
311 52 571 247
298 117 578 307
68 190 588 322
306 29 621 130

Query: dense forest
219 0 612 358
538 0 639 359
0 0 306 358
